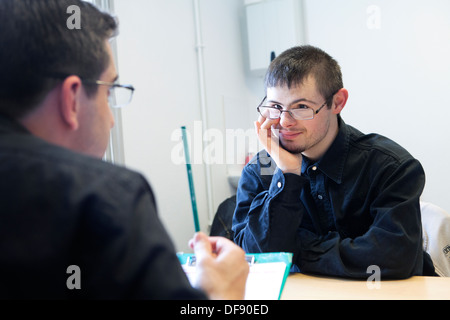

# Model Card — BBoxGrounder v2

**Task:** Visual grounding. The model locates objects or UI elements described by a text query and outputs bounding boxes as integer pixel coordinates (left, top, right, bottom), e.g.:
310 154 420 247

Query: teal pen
181 126 201 233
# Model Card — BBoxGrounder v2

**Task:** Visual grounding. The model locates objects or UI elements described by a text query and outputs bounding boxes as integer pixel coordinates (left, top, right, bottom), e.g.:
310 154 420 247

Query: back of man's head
0 0 117 119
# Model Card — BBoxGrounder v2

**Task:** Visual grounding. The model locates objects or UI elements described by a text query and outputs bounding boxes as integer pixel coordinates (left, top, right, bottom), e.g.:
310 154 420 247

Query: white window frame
85 0 125 165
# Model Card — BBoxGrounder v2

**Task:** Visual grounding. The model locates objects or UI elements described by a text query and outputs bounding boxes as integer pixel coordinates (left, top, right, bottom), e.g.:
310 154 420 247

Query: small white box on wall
245 0 305 77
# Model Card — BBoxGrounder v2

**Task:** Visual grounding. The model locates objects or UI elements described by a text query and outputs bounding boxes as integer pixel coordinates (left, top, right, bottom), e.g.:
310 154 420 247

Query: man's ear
332 88 349 115
60 76 83 131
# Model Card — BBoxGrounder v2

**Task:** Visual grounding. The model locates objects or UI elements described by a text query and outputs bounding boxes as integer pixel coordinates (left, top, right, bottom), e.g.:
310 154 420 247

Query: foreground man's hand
189 232 249 300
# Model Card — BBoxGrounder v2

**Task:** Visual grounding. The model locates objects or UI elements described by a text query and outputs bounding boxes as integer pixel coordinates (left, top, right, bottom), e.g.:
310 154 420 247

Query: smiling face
268 76 341 161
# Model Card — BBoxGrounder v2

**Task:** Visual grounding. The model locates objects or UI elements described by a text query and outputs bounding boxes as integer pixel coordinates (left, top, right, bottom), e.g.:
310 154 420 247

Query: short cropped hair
265 45 343 107
0 0 118 118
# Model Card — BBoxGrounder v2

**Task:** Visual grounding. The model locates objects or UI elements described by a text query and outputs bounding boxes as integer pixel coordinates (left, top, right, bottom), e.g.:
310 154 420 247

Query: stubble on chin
279 139 305 155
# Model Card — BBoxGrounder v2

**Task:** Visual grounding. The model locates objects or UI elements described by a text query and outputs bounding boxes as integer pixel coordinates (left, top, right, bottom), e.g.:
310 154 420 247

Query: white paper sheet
182 261 287 300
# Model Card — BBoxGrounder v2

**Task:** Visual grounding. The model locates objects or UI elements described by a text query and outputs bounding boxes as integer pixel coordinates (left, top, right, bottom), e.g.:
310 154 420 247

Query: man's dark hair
0 0 118 118
265 45 343 107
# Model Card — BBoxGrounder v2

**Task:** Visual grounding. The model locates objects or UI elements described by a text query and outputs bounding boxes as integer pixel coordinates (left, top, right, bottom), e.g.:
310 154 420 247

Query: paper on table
182 261 287 300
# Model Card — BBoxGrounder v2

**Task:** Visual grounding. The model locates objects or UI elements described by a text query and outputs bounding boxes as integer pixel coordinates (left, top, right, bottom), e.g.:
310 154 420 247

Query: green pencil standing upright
181 126 200 233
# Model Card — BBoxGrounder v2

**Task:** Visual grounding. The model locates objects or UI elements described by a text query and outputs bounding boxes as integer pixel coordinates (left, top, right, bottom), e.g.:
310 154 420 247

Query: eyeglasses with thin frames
82 79 135 109
44 73 135 109
257 92 337 121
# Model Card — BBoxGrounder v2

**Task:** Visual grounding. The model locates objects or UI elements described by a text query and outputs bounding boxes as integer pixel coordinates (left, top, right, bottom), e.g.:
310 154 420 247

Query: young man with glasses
233 45 436 278
0 0 248 299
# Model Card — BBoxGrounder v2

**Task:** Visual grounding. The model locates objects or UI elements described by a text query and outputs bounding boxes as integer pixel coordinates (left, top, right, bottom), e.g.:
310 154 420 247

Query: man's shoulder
2 132 145 185
51 146 146 187
346 124 415 162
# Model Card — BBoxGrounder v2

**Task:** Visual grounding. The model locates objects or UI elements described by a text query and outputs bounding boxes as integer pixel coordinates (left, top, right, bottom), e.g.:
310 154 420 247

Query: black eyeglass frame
82 79 135 108
256 91 339 121
43 73 135 92
81 79 135 94
43 73 135 108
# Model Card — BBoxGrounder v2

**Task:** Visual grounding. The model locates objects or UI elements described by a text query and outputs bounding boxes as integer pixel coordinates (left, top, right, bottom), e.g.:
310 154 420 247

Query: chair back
421 201 450 277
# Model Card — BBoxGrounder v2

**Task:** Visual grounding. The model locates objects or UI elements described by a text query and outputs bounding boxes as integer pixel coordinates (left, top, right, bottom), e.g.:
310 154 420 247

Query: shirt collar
302 117 349 184
0 113 30 135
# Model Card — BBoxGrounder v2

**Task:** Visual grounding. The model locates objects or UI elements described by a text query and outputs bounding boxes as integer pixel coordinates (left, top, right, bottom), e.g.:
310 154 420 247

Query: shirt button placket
311 166 324 200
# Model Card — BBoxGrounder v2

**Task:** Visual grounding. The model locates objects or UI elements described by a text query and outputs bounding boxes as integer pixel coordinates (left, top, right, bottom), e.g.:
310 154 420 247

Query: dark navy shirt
0 115 206 299
233 118 435 279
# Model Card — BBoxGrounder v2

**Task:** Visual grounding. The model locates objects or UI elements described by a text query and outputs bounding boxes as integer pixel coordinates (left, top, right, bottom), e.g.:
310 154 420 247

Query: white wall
114 0 256 252
113 0 450 252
